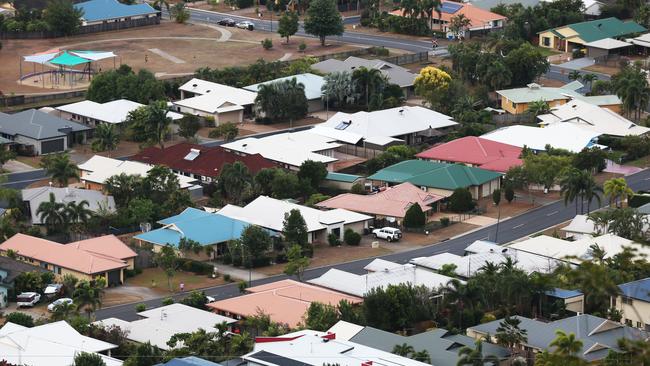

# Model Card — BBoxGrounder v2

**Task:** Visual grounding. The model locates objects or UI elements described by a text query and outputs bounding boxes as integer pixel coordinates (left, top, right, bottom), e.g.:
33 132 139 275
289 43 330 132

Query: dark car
218 18 236 26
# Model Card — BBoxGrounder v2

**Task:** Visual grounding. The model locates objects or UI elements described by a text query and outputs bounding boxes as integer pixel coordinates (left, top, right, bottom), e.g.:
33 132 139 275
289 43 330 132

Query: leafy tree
305 193 331 207
51 300 77 321
180 290 209 309
123 342 164 366
170 1 190 23
209 122 238 141
283 209 309 248
343 228 361 246
448 188 475 213
127 198 156 226
178 237 203 256
322 71 356 108
403 203 425 228
607 207 647 241
524 153 572 191
547 330 586 365
91 123 120 156
240 225 272 266
73 278 105 318
492 188 501 206
73 352 106 366
105 173 143 207
278 11 299 43
5 312 34 327
298 160 328 191
87 65 165 104
218 161 253 205
304 302 339 331
304 0 344 46
352 66 388 111
255 168 281 196
178 115 201 141
270 170 302 199
155 244 180 291
414 66 451 109
503 43 550 87
363 284 437 331
41 153 79 187
457 340 500 366
0 148 16 168
572 147 606 173
449 13 471 38
43 0 82 35
604 177 633 208
284 244 310 281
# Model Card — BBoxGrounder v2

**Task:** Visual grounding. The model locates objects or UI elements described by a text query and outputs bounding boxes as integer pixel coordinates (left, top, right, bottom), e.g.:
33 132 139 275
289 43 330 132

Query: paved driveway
557 57 596 70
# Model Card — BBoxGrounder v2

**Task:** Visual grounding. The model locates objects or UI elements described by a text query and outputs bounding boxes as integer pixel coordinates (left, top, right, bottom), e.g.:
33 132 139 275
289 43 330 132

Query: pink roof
316 182 443 218
0 234 129 274
71 235 137 260
391 1 506 26
207 279 362 327
416 136 523 173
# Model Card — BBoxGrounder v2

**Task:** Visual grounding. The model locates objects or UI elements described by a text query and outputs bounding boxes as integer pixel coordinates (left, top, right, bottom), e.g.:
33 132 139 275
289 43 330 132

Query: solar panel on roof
335 120 352 130
440 2 462 14
183 149 200 161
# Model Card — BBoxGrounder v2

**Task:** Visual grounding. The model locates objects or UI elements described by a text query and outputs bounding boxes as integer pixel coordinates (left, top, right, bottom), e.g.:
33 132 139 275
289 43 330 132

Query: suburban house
561 214 603 239
55 99 182 128
130 142 276 184
0 256 47 308
78 155 202 197
134 207 252 258
242 330 432 366
22 186 116 225
156 358 222 366
316 182 444 226
173 78 257 124
391 1 506 39
311 106 457 157
367 160 502 199
612 278 650 330
312 56 417 95
537 98 650 137
74 0 159 27
481 124 602 153
582 38 633 59
244 73 325 113
330 321 511 366
320 172 365 191
207 279 363 328
496 82 622 115
467 314 649 363
472 0 601 16
0 109 91 155
308 259 459 297
416 136 523 173
545 288 585 314
0 233 136 286
221 130 341 171
537 17 645 52
95 304 236 350
218 196 372 244
0 321 123 366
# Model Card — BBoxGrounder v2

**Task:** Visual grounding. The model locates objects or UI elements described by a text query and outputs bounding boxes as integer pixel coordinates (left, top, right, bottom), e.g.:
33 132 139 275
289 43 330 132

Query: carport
585 38 632 60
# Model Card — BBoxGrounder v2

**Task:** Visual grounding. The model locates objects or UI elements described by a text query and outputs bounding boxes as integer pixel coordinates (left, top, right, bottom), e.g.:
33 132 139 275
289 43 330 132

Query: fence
381 52 429 65
0 16 160 40
0 90 86 108
492 112 533 126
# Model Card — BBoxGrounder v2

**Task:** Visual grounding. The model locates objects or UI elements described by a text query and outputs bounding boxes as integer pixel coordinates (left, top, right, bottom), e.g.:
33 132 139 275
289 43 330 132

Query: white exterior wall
613 295 650 331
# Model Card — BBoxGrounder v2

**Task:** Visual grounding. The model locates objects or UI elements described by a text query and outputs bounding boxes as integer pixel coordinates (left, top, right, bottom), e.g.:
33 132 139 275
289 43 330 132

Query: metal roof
312 56 417 87
0 109 90 140
244 73 325 100
325 172 362 183
618 278 650 302
75 0 157 22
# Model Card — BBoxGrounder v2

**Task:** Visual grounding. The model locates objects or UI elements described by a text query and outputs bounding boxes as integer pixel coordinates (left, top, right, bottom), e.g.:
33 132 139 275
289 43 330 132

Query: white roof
78 155 197 188
244 73 325 100
629 33 650 47
481 124 601 153
95 303 236 350
537 99 649 137
363 258 404 272
312 106 457 145
562 214 600 235
218 196 371 233
308 261 459 297
0 321 122 366
244 329 432 366
173 94 245 114
177 78 257 105
508 234 650 264
222 130 341 167
22 186 116 224
56 99 182 124
584 38 631 50
326 320 365 341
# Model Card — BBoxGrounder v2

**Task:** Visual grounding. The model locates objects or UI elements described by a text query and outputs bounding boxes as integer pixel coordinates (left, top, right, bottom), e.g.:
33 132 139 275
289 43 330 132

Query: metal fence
0 16 160 39
0 90 86 108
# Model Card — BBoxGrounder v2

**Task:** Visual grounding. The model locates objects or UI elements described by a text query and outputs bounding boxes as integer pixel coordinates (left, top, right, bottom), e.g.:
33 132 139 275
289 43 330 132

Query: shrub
344 228 361 246
180 291 208 309
505 185 515 203
262 38 273 50
135 303 146 312
161 297 174 306
328 233 340 246
440 217 450 227
350 183 365 194
124 269 137 278
5 312 34 327
238 280 248 293
223 274 232 282
370 46 389 56
448 188 475 213
298 41 307 52
403 204 425 228
209 122 238 141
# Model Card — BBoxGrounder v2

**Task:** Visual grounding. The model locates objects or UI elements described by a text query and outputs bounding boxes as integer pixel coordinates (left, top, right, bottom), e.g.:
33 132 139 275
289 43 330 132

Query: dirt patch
124 267 226 295
583 64 621 76
103 285 161 307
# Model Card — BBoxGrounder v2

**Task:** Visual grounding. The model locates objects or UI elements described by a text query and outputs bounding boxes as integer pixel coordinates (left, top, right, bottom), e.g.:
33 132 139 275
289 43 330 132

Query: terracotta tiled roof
391 1 506 26
71 234 136 261
130 143 277 177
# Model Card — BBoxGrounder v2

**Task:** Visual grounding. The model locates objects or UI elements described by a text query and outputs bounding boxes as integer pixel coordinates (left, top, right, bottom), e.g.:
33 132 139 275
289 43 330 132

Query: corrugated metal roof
75 0 157 22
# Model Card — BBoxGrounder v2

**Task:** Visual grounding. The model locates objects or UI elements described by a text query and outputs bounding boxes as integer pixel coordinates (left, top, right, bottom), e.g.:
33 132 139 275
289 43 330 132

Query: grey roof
0 256 47 285
0 109 91 140
312 56 417 88
637 202 650 214
467 0 540 10
22 187 116 225
349 327 510 366
469 315 649 362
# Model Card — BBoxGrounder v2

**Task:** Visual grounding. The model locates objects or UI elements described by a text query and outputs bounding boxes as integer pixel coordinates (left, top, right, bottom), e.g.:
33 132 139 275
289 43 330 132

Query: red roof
416 136 523 173
131 143 276 177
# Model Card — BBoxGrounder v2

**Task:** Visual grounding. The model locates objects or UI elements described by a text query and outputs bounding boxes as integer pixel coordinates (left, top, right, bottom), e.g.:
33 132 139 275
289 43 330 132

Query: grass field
126 267 227 295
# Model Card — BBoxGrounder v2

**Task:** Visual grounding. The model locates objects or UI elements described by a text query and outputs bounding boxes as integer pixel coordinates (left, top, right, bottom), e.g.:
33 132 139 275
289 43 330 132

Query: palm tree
42 153 79 187
146 101 172 150
170 1 190 23
322 71 356 108
392 343 415 357
559 168 583 215
580 73 597 91
449 13 471 39
612 65 650 121
73 278 105 319
603 177 633 208
484 60 512 92
105 173 143 207
587 210 611 235
495 316 528 357
255 83 277 119
65 200 93 238
580 173 602 213
352 67 387 111
36 193 66 234
51 301 77 321
91 123 120 157
457 340 500 366
549 330 582 358
526 100 551 121
568 70 582 82
411 350 431 364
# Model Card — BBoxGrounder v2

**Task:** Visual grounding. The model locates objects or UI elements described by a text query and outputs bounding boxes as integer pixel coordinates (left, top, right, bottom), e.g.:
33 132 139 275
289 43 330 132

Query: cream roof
481 124 601 153
56 99 182 124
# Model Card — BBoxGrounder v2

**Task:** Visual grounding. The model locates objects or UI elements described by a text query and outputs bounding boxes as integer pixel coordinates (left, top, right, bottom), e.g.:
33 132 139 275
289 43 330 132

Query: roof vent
206 90 211 93
192 84 197 87
399 109 404 115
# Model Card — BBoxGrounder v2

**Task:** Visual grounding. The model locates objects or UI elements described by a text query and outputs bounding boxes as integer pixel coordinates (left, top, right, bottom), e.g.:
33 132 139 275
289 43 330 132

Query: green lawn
535 46 561 57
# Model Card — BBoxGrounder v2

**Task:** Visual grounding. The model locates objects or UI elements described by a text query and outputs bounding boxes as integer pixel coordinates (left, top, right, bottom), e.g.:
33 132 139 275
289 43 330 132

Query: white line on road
546 210 559 216
512 224 524 229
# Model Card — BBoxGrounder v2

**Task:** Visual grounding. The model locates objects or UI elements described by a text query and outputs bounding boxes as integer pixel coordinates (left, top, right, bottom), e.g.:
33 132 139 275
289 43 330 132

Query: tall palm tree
457 340 500 366
91 123 120 157
36 193 66 234
254 83 277 119
526 100 551 121
580 73 597 91
73 278 105 319
65 200 93 238
322 71 356 108
146 101 172 150
152 0 171 19
42 153 79 187
568 70 582 82
559 168 583 215
580 172 602 213
104 173 142 207
392 343 415 357
587 210 611 235
603 177 633 208
549 330 583 358
449 13 471 39
612 65 650 121
411 350 431 364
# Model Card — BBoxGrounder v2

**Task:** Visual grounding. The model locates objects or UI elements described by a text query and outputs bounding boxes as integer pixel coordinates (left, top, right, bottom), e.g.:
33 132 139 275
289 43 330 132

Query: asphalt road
94 167 650 321
0 170 48 190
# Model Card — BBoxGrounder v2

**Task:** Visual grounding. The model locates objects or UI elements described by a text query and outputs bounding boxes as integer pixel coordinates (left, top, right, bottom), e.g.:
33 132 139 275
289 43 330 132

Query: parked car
218 18 236 26
372 227 402 242
206 295 216 304
43 283 64 299
47 298 73 312
236 21 254 30
17 292 41 307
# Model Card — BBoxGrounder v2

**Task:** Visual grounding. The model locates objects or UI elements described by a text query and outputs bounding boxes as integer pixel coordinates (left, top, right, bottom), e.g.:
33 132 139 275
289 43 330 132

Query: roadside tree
278 11 299 43
304 0 344 46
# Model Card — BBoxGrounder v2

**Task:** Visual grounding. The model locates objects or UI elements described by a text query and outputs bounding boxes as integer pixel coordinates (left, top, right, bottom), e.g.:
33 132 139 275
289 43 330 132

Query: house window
622 296 633 305
625 319 632 326
512 102 517 109
542 37 551 47
637 321 643 329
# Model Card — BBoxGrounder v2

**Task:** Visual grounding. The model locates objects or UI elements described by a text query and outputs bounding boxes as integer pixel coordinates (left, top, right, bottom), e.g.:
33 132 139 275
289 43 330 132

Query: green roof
542 17 646 43
325 172 362 183
367 160 502 190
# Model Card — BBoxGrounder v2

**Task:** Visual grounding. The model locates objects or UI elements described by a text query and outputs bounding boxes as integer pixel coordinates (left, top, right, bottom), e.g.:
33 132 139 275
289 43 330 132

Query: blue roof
158 207 214 226
156 357 223 366
618 278 650 302
546 288 583 299
135 213 250 247
75 0 157 22
326 172 362 183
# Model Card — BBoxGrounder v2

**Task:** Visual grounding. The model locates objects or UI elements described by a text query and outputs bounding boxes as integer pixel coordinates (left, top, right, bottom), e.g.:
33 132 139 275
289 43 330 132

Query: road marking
512 224 524 229
546 210 559 216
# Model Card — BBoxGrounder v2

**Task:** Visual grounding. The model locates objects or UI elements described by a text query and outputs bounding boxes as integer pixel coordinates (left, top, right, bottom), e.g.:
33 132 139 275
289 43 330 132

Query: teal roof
75 0 157 22
542 18 646 43
326 172 362 183
368 160 501 190
158 207 213 226
49 52 90 67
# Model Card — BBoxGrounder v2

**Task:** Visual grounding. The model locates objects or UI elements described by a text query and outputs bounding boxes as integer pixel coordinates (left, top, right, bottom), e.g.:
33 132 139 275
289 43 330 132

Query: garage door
107 270 121 286
41 138 65 154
